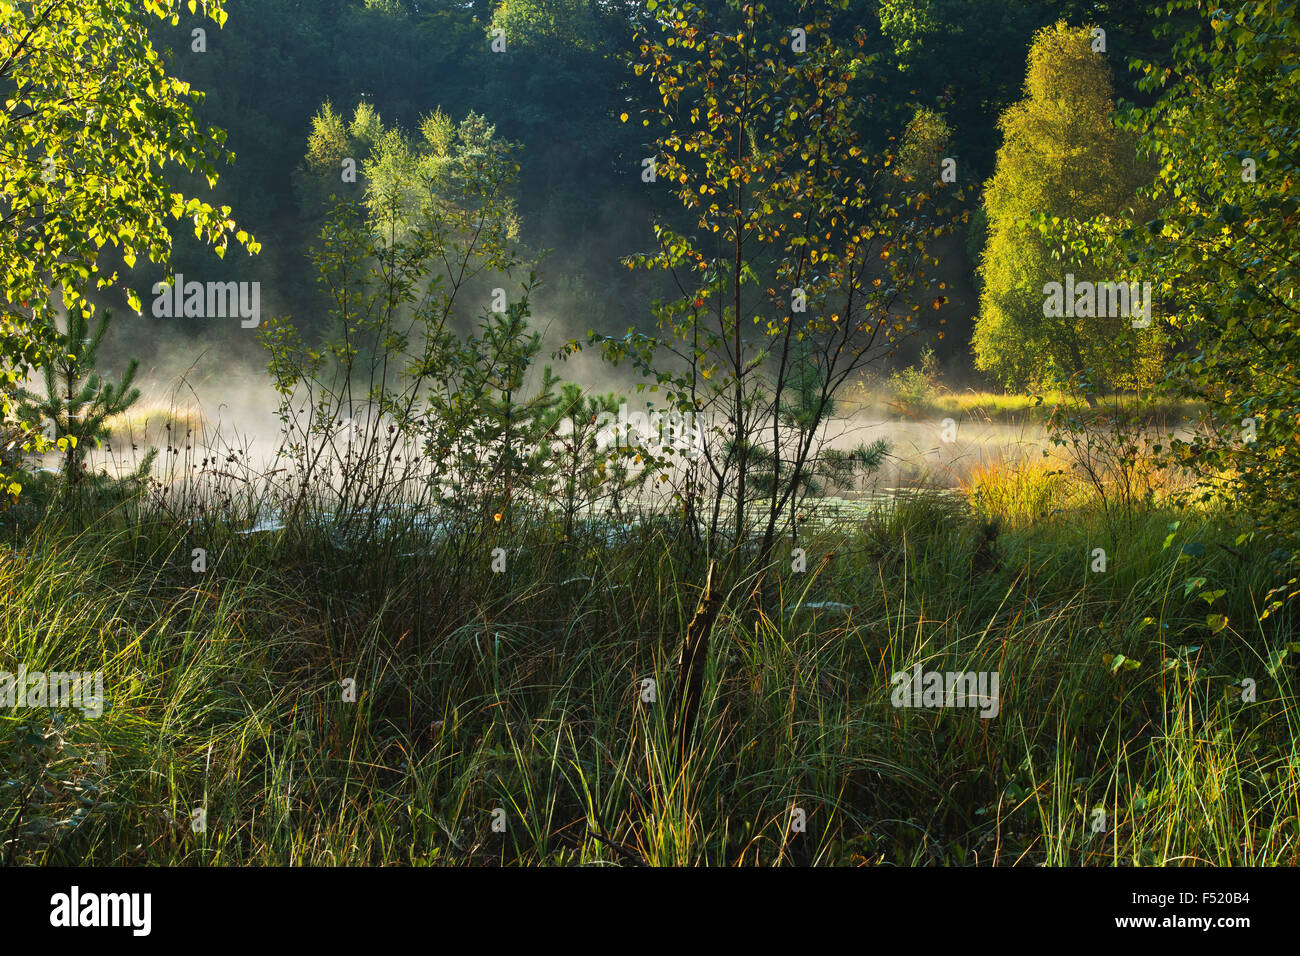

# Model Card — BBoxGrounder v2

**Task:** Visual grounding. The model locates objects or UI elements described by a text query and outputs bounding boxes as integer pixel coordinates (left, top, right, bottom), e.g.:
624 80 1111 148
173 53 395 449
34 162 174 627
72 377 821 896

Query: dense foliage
1121 0 1300 548
0 0 255 496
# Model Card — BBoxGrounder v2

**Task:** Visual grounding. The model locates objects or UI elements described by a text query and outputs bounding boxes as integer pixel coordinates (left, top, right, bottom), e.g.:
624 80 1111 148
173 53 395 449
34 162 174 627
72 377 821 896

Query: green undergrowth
1 480 1296 865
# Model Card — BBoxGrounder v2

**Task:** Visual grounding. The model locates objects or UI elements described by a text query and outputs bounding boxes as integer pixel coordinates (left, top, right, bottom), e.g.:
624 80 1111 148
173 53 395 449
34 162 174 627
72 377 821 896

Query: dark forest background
145 0 1187 381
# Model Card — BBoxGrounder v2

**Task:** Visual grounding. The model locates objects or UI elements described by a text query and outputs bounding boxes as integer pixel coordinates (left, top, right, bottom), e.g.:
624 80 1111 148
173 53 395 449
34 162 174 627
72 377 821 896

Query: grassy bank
1 467 1297 866
848 380 1202 426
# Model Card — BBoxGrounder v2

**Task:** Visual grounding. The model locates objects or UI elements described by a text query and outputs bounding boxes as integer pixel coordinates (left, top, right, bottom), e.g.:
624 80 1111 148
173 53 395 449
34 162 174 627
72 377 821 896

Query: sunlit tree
600 0 961 572
972 21 1158 392
0 0 256 499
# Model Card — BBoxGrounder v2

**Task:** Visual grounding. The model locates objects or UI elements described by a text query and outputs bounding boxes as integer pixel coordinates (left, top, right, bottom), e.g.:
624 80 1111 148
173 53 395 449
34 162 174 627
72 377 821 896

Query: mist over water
80 352 1052 499
822 411 1050 490
62 280 1055 497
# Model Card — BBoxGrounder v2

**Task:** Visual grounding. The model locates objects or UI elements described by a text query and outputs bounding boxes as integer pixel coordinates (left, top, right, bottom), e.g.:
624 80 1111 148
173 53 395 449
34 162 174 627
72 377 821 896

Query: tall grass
1 456 1296 865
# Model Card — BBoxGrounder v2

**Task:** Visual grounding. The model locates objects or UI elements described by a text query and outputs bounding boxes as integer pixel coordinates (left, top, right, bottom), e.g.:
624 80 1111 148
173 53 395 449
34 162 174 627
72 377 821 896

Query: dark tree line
143 0 1183 375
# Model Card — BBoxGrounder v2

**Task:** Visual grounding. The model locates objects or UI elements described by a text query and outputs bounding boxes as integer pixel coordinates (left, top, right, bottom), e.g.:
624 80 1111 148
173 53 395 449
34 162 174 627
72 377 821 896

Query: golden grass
104 400 205 445
847 383 1201 425
959 454 1081 527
